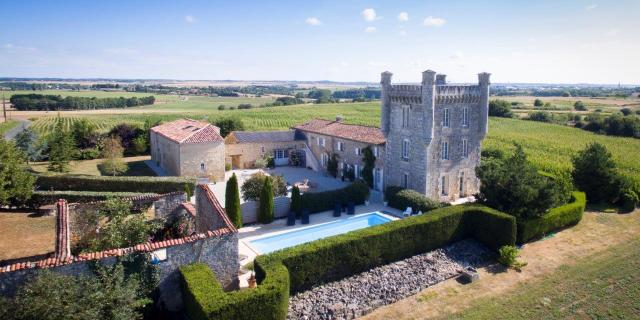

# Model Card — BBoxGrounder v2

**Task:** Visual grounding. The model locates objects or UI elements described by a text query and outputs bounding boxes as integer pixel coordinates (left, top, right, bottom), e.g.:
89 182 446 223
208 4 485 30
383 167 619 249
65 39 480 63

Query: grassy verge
451 238 640 319
30 156 155 176
0 120 19 135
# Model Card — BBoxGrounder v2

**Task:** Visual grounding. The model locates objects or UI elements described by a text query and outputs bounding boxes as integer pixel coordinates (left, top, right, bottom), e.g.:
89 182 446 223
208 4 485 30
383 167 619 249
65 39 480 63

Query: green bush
497 245 527 270
516 191 586 243
259 177 275 224
384 186 441 213
29 190 156 207
300 181 369 213
180 204 516 320
35 174 195 196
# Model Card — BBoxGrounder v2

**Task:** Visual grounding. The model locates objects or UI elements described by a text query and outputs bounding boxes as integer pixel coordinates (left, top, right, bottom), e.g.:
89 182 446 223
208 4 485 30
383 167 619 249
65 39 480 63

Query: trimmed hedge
300 181 369 213
35 174 195 196
29 190 156 207
516 191 586 243
180 204 516 320
385 186 441 213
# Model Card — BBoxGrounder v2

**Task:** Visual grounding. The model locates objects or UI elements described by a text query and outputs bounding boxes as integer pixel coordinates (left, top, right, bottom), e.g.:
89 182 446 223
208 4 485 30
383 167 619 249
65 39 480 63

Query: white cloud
423 16 446 27
362 8 377 22
340 61 349 67
605 28 620 37
586 4 598 10
450 51 464 59
399 30 407 36
364 26 376 33
305 17 322 26
184 15 196 23
398 12 409 22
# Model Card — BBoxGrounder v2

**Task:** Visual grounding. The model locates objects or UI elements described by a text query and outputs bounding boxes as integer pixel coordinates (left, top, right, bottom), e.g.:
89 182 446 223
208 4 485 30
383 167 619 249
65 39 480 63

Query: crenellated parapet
389 84 423 104
435 85 482 104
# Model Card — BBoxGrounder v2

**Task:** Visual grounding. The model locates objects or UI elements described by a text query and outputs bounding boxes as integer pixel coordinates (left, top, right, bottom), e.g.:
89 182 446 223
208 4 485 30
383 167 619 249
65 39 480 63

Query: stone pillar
436 74 447 85
478 72 491 137
380 71 393 136
421 70 437 143
55 199 71 259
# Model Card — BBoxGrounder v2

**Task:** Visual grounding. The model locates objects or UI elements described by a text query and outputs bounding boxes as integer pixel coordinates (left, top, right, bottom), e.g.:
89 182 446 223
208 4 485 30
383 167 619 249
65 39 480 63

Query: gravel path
288 239 492 320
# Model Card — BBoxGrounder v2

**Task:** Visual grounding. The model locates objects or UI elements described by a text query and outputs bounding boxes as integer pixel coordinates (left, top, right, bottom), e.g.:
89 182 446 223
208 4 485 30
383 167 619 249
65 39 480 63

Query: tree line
10 94 155 111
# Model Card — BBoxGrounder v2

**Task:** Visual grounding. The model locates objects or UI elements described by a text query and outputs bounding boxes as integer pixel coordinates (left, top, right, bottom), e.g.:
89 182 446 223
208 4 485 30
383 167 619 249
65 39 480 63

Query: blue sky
1 0 638 84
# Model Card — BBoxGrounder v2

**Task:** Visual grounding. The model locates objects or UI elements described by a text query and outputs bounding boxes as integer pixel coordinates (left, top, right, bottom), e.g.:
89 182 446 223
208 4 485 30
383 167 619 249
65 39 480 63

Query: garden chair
403 207 413 217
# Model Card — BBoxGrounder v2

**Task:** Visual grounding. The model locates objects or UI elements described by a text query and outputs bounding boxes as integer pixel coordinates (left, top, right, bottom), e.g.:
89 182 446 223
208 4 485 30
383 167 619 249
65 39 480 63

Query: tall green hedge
35 174 195 196
516 191 586 243
300 181 369 213
180 203 516 320
29 190 157 207
385 186 442 213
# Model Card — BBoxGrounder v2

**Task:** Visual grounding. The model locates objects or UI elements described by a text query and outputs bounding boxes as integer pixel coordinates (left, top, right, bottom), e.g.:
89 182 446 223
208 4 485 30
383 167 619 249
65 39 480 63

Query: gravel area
288 239 492 320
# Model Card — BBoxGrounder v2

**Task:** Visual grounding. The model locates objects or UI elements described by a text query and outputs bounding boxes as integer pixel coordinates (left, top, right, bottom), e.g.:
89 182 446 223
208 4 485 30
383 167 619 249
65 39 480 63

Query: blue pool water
249 212 393 254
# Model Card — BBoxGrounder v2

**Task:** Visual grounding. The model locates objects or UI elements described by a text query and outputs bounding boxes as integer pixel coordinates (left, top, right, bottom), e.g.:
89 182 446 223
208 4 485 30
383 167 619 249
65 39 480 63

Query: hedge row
29 190 157 207
180 204 516 320
385 186 442 213
516 191 586 243
300 181 370 214
35 174 195 196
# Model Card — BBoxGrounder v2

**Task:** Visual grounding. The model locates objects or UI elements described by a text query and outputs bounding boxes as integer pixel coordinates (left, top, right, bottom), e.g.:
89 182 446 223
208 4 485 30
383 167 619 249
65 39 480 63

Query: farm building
150 119 225 182
224 130 306 169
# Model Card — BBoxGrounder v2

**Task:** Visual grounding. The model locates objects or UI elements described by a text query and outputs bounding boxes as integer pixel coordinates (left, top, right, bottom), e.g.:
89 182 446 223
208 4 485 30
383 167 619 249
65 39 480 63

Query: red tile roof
293 119 385 145
151 119 223 144
181 202 196 218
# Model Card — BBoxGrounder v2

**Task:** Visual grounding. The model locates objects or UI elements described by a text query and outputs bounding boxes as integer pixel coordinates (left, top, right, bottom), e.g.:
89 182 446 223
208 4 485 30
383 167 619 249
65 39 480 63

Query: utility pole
2 88 6 123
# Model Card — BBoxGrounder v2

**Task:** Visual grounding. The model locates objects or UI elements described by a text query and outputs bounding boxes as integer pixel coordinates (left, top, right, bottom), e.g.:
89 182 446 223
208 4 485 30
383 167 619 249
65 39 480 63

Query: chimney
335 115 343 122
55 199 71 259
436 74 447 85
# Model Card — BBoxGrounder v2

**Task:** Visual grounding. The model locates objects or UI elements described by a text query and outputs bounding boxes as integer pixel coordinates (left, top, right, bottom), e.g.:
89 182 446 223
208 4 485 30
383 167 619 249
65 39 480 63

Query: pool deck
237 203 402 287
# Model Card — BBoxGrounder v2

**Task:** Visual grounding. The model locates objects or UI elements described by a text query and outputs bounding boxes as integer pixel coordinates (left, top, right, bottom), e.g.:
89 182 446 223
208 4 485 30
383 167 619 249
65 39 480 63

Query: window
441 176 448 196
402 139 410 160
321 138 325 147
443 108 450 128
402 105 410 128
321 153 328 167
442 141 449 160
339 162 344 171
374 146 379 158
355 147 360 156
338 141 344 151
261 146 265 153
275 149 285 159
462 107 469 127
462 139 469 158
459 172 465 196
354 164 360 179
317 137 321 146
200 162 205 172
403 173 409 188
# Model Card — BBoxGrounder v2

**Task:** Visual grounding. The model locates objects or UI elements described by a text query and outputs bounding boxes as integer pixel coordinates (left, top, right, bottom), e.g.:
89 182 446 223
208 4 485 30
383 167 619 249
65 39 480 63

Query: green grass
451 238 640 319
0 120 19 135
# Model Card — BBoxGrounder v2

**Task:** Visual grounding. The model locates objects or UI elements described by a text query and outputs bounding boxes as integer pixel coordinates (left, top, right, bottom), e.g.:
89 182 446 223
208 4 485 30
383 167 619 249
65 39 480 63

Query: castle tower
382 70 491 201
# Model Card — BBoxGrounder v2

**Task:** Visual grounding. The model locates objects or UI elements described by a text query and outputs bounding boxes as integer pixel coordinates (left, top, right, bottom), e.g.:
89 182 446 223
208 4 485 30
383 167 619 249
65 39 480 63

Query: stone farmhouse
150 70 490 202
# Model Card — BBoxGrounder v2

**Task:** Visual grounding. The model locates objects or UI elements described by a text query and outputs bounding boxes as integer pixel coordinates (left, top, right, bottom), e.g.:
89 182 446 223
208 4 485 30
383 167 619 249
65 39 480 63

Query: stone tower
381 70 490 201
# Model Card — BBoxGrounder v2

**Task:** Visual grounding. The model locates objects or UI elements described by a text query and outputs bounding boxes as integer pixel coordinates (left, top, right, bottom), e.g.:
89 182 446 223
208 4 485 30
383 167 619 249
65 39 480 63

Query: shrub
35 174 195 196
0 139 35 207
534 98 543 107
571 142 619 203
574 101 587 111
326 153 339 177
361 147 376 188
527 111 553 123
241 172 286 201
214 117 244 137
516 192 586 243
179 204 516 320
225 173 242 228
29 190 156 207
258 177 275 224
385 186 441 212
488 99 514 118
300 181 369 213
498 245 527 270
290 186 302 218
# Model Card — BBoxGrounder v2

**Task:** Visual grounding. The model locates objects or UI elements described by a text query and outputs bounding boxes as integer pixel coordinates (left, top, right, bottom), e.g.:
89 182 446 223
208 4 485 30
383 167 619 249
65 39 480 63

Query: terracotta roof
293 119 385 145
151 119 223 144
181 202 196 218
228 130 299 143
0 227 234 273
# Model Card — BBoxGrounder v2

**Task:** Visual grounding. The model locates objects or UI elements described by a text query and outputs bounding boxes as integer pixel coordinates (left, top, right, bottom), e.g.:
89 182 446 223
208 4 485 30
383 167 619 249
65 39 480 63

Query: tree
533 98 544 107
101 137 127 176
0 139 35 207
572 142 619 203
361 146 376 188
620 108 632 116
291 186 302 218
574 101 587 111
71 118 98 148
47 117 74 172
475 144 570 219
108 124 143 155
258 176 275 224
241 172 287 201
132 135 148 154
218 105 226 110
326 153 340 177
225 173 242 228
214 117 245 137
14 128 47 162
488 99 514 118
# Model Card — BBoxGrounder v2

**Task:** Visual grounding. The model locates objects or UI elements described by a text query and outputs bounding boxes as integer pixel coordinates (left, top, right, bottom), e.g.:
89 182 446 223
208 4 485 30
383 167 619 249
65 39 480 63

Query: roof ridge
178 122 211 143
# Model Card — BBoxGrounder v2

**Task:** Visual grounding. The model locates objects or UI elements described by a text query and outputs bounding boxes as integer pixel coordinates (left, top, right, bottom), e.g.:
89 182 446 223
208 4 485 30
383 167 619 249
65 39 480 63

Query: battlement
435 85 482 104
389 84 423 104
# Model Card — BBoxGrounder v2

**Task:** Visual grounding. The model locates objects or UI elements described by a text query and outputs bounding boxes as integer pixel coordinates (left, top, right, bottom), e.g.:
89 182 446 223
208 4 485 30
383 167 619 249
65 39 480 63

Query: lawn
30 156 155 176
451 237 640 319
0 211 55 261
0 120 19 135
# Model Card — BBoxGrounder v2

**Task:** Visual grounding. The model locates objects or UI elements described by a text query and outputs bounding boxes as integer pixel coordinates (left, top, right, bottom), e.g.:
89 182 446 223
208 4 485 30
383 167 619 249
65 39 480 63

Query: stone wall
150 131 181 176
225 141 305 169
240 196 291 224
179 141 225 182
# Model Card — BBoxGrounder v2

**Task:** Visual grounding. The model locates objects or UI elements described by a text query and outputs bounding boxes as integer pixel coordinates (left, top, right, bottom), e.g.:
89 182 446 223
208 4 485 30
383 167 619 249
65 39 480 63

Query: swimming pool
248 212 393 254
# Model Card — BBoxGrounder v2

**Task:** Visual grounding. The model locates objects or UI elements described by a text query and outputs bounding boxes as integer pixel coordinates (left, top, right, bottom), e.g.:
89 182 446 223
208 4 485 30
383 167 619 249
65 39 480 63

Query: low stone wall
241 196 291 224
0 232 238 312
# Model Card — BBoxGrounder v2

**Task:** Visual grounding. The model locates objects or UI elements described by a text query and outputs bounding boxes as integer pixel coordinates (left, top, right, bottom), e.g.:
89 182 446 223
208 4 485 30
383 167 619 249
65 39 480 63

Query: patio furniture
347 201 355 215
403 207 413 217
417 210 423 215
333 203 341 217
287 211 296 226
301 209 310 224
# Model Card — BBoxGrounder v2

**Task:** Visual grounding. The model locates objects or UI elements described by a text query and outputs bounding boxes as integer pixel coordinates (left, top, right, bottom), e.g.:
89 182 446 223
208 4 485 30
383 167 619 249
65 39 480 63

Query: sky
1 0 639 84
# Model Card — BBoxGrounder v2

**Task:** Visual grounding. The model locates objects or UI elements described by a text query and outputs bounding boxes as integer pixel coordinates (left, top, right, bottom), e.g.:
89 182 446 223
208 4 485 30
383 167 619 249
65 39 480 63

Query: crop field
497 95 640 116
